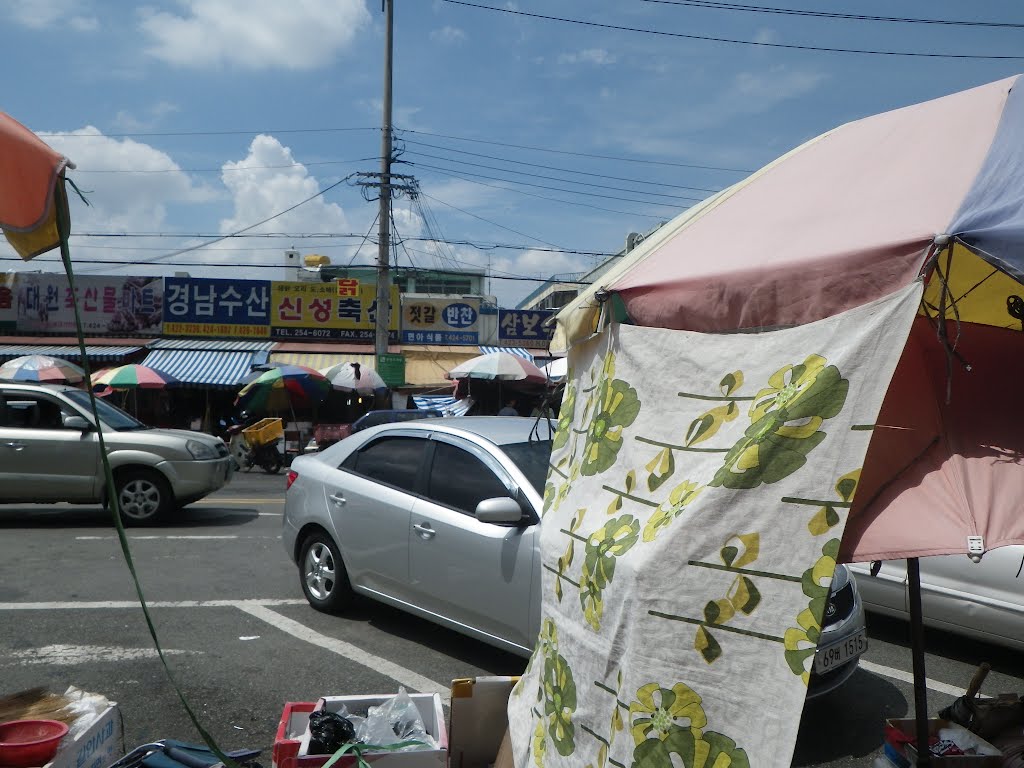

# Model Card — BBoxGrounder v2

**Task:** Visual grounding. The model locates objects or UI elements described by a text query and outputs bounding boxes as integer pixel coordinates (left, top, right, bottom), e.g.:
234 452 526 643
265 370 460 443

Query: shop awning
479 345 535 361
0 343 144 363
147 339 276 352
402 345 480 388
270 351 377 372
141 349 266 388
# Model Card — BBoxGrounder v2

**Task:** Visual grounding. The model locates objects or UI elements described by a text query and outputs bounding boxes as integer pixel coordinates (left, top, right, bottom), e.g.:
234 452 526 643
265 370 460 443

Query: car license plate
813 630 867 674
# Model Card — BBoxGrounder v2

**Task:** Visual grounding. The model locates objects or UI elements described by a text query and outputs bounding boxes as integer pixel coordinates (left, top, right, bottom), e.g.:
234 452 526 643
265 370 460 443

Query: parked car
350 408 442 432
0 382 233 524
282 417 866 697
850 550 1024 651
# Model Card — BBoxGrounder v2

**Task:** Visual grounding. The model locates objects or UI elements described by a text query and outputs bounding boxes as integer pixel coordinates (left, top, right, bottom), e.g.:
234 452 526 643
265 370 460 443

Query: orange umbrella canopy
0 112 74 260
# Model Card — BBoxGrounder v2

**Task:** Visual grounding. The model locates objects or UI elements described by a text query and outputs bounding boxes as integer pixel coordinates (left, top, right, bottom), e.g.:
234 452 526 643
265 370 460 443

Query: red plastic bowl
0 719 70 768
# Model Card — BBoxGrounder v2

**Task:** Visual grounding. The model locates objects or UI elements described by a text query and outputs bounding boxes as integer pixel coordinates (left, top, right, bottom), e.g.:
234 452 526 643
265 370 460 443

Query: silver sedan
282 416 866 697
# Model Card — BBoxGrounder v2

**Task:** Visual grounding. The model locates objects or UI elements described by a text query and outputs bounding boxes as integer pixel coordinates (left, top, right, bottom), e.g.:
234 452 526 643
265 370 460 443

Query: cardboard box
274 694 446 768
45 704 122 768
887 718 1003 767
448 677 519 768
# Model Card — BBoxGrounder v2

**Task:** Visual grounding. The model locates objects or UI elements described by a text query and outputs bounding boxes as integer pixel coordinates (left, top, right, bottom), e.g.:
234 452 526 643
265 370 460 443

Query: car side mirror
63 414 93 432
475 496 525 525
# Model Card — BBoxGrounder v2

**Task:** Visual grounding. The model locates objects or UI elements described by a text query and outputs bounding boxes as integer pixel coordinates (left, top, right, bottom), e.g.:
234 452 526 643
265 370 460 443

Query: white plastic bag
357 688 437 752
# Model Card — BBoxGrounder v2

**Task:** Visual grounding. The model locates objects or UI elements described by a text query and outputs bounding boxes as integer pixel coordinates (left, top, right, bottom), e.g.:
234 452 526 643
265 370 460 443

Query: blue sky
2 0 1022 307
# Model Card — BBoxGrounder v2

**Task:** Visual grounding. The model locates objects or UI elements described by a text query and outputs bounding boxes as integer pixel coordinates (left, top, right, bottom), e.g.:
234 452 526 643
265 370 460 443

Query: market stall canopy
447 351 547 384
0 354 85 384
235 364 330 412
553 74 1024 563
0 112 74 260
322 362 387 395
92 364 178 390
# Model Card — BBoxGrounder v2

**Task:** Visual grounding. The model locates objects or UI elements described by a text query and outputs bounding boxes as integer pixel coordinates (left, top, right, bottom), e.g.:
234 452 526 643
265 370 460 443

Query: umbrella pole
908 557 931 767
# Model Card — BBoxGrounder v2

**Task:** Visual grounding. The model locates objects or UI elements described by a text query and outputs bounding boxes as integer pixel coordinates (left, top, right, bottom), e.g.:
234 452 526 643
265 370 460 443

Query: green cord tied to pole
321 740 430 768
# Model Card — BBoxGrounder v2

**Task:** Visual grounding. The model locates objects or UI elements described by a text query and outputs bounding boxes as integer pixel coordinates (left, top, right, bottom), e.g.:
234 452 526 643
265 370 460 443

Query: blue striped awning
0 345 143 363
412 395 456 410
141 349 262 388
478 346 535 362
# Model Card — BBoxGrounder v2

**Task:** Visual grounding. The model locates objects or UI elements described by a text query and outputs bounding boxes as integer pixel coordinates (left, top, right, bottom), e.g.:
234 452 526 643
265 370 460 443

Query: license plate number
813 630 867 674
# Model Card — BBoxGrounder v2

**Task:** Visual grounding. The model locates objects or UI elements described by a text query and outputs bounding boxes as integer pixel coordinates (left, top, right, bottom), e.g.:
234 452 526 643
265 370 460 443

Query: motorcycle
226 414 284 474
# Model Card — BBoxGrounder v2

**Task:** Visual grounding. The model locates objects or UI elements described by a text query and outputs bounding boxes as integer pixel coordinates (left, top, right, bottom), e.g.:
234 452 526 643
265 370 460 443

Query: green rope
54 179 239 768
321 740 430 768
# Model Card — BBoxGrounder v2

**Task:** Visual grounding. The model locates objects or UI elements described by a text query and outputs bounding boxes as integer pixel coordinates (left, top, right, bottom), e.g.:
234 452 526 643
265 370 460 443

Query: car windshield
64 390 149 431
501 439 553 494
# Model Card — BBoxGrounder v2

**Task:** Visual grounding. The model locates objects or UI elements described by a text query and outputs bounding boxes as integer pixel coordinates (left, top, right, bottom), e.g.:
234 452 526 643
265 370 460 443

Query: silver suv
0 382 233 524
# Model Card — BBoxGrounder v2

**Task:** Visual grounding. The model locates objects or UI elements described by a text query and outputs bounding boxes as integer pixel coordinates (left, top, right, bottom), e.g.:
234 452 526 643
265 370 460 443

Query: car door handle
329 492 346 506
413 522 436 539
2 442 26 451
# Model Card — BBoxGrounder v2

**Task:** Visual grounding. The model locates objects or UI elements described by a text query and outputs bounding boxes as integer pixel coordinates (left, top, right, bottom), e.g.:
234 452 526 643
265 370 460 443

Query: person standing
498 398 518 416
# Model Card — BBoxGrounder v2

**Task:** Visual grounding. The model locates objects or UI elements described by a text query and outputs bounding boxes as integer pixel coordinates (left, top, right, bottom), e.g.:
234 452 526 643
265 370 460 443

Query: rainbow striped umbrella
0 354 85 384
235 364 330 412
92 364 178 390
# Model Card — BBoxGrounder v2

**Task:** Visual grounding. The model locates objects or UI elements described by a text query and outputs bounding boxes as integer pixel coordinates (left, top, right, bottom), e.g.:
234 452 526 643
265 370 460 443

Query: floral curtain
507 282 923 768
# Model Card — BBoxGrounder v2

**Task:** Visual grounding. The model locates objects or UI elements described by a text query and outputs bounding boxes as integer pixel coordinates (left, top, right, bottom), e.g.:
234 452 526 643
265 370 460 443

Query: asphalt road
1 471 1022 767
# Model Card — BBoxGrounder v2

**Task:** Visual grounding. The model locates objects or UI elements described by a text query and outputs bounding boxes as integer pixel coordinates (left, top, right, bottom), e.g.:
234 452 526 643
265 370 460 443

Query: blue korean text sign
163 277 271 338
498 309 554 345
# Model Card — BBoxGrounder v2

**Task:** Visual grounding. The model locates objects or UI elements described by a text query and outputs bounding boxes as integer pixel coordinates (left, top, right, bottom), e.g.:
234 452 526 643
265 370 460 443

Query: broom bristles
0 688 77 725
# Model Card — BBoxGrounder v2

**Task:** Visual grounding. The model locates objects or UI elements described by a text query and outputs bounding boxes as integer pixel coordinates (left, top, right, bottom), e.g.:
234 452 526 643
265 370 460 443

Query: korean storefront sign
498 308 554 346
163 277 270 338
16 273 163 335
0 273 16 332
270 280 399 342
401 297 480 345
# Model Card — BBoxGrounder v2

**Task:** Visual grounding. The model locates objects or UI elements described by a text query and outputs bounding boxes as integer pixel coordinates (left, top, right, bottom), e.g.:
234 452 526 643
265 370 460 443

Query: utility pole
374 0 394 359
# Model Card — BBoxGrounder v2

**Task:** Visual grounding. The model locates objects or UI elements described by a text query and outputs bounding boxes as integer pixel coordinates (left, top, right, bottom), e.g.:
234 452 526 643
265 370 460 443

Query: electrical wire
401 138 723 193
441 0 1024 59
405 150 707 202
71 157 381 174
637 0 1024 29
397 128 753 173
419 166 679 218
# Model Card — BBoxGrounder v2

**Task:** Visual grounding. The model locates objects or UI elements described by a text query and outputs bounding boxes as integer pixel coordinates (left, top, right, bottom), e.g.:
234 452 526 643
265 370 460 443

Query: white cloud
557 48 616 66
430 25 465 44
113 102 181 132
5 0 100 31
41 127 217 231
219 134 349 239
139 0 372 71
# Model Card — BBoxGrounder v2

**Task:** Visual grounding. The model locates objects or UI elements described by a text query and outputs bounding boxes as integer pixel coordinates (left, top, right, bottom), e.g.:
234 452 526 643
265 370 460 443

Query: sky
1 0 1022 308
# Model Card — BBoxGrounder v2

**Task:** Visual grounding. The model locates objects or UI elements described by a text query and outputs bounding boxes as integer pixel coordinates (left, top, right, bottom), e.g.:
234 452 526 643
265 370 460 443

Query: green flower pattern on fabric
579 515 640 630
808 469 860 536
784 539 840 684
528 619 578 762
694 533 762 663
711 355 848 489
581 379 642 476
642 480 704 542
628 682 749 768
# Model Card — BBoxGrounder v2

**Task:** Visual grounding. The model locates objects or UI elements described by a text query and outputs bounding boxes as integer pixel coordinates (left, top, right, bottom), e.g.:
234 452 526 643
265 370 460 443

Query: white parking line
236 603 451 702
859 659 969 698
75 535 242 541
0 599 967 701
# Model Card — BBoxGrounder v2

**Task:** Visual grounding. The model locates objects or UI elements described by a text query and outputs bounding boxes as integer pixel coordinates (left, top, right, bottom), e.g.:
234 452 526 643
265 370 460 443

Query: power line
404 150 708 201
401 138 723 193
71 156 380 174
441 0 1024 59
1 257 595 285
418 191 567 250
637 0 1024 29
43 127 379 138
398 128 752 173
419 166 680 218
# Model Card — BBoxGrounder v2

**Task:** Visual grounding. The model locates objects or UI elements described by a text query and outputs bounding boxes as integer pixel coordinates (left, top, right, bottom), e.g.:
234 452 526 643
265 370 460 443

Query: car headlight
187 439 218 460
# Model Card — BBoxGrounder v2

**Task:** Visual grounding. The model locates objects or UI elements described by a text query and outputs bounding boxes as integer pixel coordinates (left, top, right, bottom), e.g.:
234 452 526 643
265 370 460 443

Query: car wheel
300 532 353 613
115 468 172 526
261 450 282 475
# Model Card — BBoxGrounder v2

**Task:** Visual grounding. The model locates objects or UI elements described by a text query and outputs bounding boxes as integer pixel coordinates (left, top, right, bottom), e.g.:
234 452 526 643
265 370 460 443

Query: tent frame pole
908 557 931 766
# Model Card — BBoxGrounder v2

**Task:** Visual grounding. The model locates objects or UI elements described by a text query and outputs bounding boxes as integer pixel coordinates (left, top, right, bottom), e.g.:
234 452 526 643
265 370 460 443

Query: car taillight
286 469 298 490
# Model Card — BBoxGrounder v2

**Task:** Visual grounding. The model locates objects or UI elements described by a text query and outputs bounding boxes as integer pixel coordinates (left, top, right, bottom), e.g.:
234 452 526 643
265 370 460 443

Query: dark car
350 409 442 432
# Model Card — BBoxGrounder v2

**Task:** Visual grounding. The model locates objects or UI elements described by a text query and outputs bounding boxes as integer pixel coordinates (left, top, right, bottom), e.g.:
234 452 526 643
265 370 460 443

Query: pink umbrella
446 352 546 384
